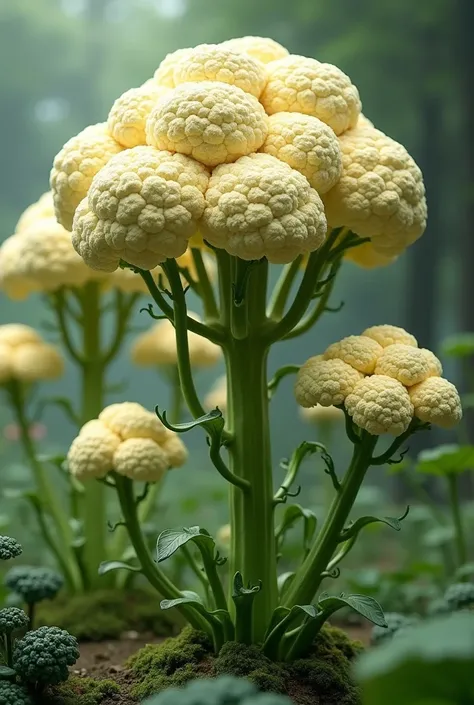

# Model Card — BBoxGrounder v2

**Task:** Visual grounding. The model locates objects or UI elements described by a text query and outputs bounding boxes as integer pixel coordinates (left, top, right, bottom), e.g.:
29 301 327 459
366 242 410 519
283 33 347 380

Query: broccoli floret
444 583 474 611
426 597 451 617
0 681 31 705
13 626 79 686
371 612 417 645
141 676 292 705
0 607 29 635
5 566 64 605
0 535 22 561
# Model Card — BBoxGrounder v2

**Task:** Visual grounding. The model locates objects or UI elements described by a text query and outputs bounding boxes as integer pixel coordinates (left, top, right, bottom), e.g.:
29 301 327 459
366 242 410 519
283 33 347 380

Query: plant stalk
447 473 468 567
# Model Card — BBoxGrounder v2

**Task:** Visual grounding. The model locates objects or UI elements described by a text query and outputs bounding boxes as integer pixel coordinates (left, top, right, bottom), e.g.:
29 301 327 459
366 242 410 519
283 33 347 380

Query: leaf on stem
155 407 224 434
339 507 410 542
277 572 295 596
318 593 387 627
275 504 317 554
267 364 300 400
98 560 142 576
416 445 474 476
156 526 215 563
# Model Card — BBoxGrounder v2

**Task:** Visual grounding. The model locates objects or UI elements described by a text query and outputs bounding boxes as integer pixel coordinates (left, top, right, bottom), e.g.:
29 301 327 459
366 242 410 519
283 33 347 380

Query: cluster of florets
45 36 425 274
142 675 292 705
67 401 187 482
295 324 462 436
4 566 64 606
0 535 23 561
12 626 79 686
0 324 64 385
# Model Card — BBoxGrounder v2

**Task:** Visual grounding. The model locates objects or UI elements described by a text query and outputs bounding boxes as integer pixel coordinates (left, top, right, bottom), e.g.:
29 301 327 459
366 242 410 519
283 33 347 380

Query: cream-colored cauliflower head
201 153 327 263
300 404 344 424
344 241 397 269
323 335 383 374
355 114 374 130
409 377 462 429
161 432 188 467
219 36 289 64
113 437 170 482
0 324 42 347
107 83 171 148
362 324 417 349
50 123 124 231
204 375 227 411
0 325 64 384
323 125 427 256
146 82 268 168
72 146 209 271
172 44 267 98
260 112 342 194
99 401 168 443
374 344 441 386
15 192 54 233
67 422 121 481
345 375 414 436
153 48 193 88
294 355 364 408
260 55 361 135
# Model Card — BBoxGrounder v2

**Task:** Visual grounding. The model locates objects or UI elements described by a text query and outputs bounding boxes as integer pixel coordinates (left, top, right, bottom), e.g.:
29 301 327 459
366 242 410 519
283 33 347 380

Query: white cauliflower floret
50 123 123 231
153 48 193 88
201 153 327 263
99 401 169 444
0 325 42 347
161 432 188 468
345 375 414 436
323 335 383 374
374 344 441 386
15 192 54 233
362 324 418 349
260 112 342 194
113 437 170 482
294 355 364 408
219 36 289 64
409 377 462 429
107 83 171 148
260 55 361 135
146 82 268 168
72 147 209 272
12 343 64 382
67 423 121 480
323 125 427 256
344 241 397 269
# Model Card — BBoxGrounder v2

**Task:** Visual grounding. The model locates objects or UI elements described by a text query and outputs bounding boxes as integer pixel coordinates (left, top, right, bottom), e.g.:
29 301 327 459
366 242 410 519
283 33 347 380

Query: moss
214 642 286 693
37 587 175 641
41 677 120 704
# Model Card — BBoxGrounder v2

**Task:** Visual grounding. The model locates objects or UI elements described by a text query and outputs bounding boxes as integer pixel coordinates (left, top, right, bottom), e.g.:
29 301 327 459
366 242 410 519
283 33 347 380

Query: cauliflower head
15 192 54 233
409 377 462 429
0 324 41 347
146 81 268 168
0 326 64 384
219 36 289 64
153 47 194 88
107 82 170 148
260 112 342 194
323 125 427 255
344 240 397 269
67 420 121 481
13 626 79 685
99 401 169 443
205 375 227 411
294 355 363 408
50 123 124 231
113 437 170 482
362 324 418 349
374 344 442 386
72 146 209 271
345 375 414 436
323 335 383 374
201 153 327 263
260 55 361 135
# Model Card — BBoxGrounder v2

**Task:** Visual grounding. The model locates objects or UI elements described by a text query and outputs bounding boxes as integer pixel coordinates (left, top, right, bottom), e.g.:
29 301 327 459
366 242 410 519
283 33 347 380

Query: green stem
267 258 302 320
282 433 378 607
191 248 219 320
181 545 211 603
5 634 13 668
283 260 340 340
447 473 468 567
200 552 228 613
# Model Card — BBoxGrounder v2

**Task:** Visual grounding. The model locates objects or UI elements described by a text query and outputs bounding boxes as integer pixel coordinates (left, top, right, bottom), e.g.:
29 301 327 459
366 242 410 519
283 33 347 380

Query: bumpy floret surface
409 377 462 429
13 626 79 685
344 375 414 436
99 401 169 443
113 437 170 481
294 355 363 408
374 343 441 386
323 335 383 373
219 36 289 64
108 83 171 148
362 324 418 349
67 423 120 480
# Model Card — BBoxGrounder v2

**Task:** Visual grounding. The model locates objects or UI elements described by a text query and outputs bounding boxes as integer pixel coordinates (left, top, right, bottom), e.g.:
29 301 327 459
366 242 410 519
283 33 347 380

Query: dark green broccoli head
0 681 31 705
13 626 79 686
4 566 64 604
0 536 22 561
141 676 292 705
371 612 418 645
0 607 29 634
444 583 474 611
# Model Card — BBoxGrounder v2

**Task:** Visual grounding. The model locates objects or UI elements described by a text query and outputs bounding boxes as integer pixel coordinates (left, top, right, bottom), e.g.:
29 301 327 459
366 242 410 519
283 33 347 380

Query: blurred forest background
0 0 473 534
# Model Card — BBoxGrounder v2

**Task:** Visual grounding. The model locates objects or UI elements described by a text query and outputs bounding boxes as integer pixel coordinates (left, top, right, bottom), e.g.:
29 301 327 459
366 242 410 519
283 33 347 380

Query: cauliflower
323 125 427 256
0 325 64 384
201 153 327 263
50 123 124 230
67 421 120 480
131 315 221 368
146 82 268 168
72 147 209 271
5 566 64 605
161 432 188 467
204 375 227 411
300 404 344 423
344 375 414 436
0 682 31 705
0 607 29 634
362 324 418 349
0 535 22 561
99 401 169 443
107 82 170 148
153 47 194 88
15 192 54 233
113 437 170 482
260 112 342 194
219 36 289 64
323 335 383 374
142 675 292 705
13 626 79 686
260 55 361 135
344 241 397 269
374 344 441 386
0 324 41 347
294 355 363 408
409 377 462 429
355 113 374 130
172 44 267 98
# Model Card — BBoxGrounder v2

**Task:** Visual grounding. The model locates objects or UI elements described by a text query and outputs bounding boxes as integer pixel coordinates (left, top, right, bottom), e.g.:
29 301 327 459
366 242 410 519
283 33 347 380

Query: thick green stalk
282 433 378 607
447 474 467 567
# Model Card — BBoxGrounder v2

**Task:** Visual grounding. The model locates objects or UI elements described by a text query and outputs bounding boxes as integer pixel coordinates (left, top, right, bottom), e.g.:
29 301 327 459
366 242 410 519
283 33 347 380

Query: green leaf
98 561 141 576
276 504 317 551
416 445 474 476
340 508 409 541
232 571 262 598
295 604 317 619
156 526 214 563
155 407 224 434
277 572 295 595
318 593 387 627
0 665 16 679
160 595 203 611
455 563 474 582
441 333 474 358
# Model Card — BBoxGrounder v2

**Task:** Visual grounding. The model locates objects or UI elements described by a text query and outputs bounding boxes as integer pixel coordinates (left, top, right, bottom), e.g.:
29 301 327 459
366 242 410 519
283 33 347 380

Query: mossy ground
42 677 122 705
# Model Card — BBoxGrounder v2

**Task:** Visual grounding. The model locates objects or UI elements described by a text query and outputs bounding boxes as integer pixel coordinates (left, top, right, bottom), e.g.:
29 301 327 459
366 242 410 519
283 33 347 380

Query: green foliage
441 333 474 358
0 681 31 705
0 536 22 561
5 567 63 605
443 583 474 611
13 626 79 686
416 445 474 476
141 675 291 705
370 612 418 645
48 676 121 705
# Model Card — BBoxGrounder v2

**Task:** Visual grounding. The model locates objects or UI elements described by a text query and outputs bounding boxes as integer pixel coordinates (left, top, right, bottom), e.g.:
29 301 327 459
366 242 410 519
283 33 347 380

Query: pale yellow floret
300 404 344 423
204 375 227 411
362 324 418 349
113 437 169 482
67 423 121 480
356 114 374 130
260 112 342 194
0 343 13 383
420 348 443 377
323 125 427 256
99 401 168 443
344 241 397 269
72 146 209 272
161 432 188 467
153 48 193 88
216 523 231 545
15 192 54 233
0 325 42 347
201 153 327 263
12 343 64 382
0 237 34 300
172 44 267 98
294 355 364 408
107 83 170 148
146 82 268 168
219 36 289 64
409 377 462 429
374 344 440 386
50 123 124 231
323 335 383 374
345 375 414 436
260 55 361 135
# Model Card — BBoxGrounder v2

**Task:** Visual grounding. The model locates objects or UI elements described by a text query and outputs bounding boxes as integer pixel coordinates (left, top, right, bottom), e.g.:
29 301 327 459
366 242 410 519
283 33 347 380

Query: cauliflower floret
15 192 54 233
374 344 441 386
344 241 397 269
67 423 121 480
345 375 414 436
153 47 193 88
72 147 209 272
219 36 289 64
260 112 342 194
12 343 64 382
355 113 374 130
323 125 427 256
107 83 171 148
0 325 42 347
50 123 124 231
99 401 169 443
260 55 361 135
202 153 327 263
409 377 462 429
205 375 227 411
161 432 188 467
0 237 35 300
420 348 443 377
323 335 383 374
113 437 170 482
294 355 364 408
300 404 344 423
362 324 418 349
146 82 268 168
